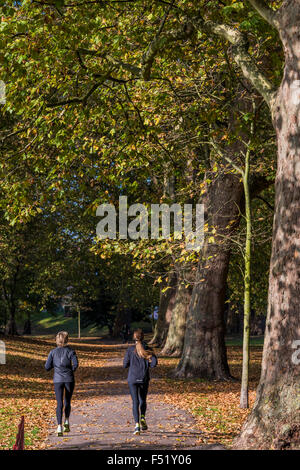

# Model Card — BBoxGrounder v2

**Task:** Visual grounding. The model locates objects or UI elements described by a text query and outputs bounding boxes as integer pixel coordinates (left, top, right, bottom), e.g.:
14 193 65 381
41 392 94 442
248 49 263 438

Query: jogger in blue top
45 331 78 436
123 328 157 435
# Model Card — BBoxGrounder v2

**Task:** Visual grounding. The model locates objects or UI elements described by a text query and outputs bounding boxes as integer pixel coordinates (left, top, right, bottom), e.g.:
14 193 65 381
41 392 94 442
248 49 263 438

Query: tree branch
255 194 274 211
141 18 195 80
142 0 176 79
105 54 142 77
46 81 102 108
139 13 278 108
194 18 278 110
76 48 142 77
210 140 244 176
248 0 280 29
47 10 278 113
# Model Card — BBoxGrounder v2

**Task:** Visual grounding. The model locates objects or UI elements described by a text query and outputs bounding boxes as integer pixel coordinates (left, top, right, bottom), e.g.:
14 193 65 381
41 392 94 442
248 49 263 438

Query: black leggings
54 382 75 425
128 382 149 423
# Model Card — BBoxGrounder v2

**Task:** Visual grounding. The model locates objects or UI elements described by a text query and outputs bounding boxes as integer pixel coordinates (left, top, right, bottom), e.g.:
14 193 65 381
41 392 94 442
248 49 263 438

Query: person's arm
149 354 158 368
45 351 53 371
144 343 157 368
70 350 78 371
123 348 131 368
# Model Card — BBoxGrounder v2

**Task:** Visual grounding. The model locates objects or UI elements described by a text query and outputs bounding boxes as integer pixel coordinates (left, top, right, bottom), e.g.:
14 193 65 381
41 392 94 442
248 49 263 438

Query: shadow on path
46 354 226 450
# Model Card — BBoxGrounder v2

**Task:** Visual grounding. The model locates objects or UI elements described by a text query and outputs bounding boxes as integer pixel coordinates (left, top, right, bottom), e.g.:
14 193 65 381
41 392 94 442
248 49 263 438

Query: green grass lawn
225 335 264 347
19 311 264 345
25 311 107 337
19 311 153 338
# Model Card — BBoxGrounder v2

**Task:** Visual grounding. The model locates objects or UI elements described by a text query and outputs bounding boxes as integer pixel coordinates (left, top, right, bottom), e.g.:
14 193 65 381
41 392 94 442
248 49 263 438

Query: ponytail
133 329 153 360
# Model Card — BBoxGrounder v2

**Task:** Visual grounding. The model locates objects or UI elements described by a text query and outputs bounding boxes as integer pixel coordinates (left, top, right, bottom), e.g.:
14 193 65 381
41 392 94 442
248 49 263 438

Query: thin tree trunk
7 305 18 336
176 171 243 380
78 307 81 340
240 145 252 409
23 312 31 335
235 3 300 447
2 282 18 336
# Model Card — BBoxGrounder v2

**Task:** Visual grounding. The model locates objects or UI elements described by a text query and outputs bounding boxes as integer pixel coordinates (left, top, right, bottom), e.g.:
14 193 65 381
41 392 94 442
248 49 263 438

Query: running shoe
133 425 140 435
57 425 63 437
140 415 148 431
63 422 70 433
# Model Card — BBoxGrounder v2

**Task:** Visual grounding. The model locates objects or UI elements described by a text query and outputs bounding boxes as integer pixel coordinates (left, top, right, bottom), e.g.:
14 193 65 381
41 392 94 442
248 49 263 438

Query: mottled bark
235 2 300 448
160 275 193 357
176 171 243 380
149 272 177 347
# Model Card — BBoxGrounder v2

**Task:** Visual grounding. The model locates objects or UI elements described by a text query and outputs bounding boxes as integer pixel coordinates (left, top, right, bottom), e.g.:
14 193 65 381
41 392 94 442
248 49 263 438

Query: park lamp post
0 340 6 365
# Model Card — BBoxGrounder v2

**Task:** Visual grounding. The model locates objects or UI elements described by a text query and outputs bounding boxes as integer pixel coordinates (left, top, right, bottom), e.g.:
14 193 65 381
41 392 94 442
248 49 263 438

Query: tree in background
1 0 299 448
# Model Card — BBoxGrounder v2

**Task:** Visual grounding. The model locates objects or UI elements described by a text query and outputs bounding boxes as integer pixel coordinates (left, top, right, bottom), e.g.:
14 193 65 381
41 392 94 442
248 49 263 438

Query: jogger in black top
45 331 78 436
123 329 157 435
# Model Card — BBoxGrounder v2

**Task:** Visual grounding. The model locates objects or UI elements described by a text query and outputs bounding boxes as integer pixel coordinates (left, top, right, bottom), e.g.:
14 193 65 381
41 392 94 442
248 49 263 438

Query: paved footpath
46 357 225 450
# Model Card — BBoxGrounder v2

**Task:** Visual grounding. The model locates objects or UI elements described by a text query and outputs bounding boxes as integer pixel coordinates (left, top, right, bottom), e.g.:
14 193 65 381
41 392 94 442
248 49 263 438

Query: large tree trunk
176 171 243 380
159 274 193 357
149 272 177 347
234 5 300 448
